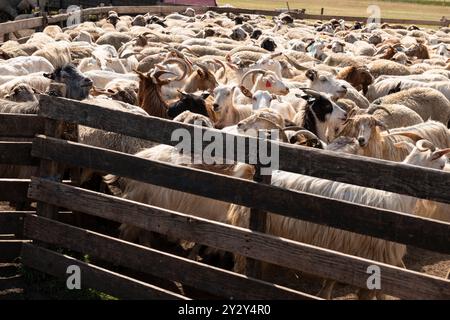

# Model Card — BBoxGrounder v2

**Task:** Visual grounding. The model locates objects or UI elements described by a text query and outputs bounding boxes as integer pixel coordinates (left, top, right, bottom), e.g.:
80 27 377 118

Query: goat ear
43 72 53 79
239 85 252 98
201 92 210 100
305 69 317 81
375 120 389 132
431 148 450 161
197 69 205 77
394 141 415 151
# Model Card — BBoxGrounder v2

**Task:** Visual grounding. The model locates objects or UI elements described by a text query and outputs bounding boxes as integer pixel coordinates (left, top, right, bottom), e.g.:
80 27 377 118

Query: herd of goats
1 7 450 299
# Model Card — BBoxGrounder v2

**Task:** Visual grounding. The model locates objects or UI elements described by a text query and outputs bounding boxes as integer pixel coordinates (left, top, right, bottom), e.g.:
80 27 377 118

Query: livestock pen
0 4 450 301
0 93 449 299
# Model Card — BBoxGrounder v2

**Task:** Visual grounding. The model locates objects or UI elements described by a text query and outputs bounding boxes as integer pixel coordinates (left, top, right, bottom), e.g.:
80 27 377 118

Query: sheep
96 32 133 51
388 121 450 150
372 87 450 127
3 83 39 102
212 85 253 129
0 55 53 76
31 42 72 69
368 60 411 78
367 78 450 101
227 138 449 299
103 144 254 248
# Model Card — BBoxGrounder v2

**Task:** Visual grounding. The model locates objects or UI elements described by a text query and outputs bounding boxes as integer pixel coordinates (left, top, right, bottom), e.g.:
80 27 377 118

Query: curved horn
284 54 309 71
161 57 189 81
388 132 424 142
416 139 436 152
431 148 450 160
367 105 392 115
240 69 266 86
269 52 283 59
152 69 179 81
291 129 321 143
282 126 307 131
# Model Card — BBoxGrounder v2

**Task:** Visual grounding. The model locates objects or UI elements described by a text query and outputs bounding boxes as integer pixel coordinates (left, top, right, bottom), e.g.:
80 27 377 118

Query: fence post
245 134 272 279
35 117 64 220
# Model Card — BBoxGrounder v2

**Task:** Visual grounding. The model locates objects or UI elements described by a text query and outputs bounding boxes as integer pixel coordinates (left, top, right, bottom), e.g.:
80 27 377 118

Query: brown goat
405 43 430 60
336 65 374 94
136 69 179 118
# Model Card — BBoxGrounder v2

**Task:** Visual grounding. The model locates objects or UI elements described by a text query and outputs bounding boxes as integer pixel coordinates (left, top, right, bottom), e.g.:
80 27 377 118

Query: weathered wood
0 240 30 262
0 4 443 38
23 214 316 300
21 243 188 300
0 142 37 166
26 179 450 300
0 179 29 202
247 164 271 279
0 212 24 235
30 138 450 254
37 95 450 204
0 114 44 138
36 119 64 219
0 17 43 35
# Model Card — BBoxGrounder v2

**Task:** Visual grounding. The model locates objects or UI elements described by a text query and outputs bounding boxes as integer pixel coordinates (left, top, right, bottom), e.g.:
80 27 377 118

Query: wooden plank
21 243 187 300
0 18 43 35
36 119 64 219
0 142 37 166
247 164 271 279
0 114 44 138
0 179 29 202
37 95 450 204
23 214 316 300
30 138 450 254
0 212 24 235
26 179 450 300
0 240 30 262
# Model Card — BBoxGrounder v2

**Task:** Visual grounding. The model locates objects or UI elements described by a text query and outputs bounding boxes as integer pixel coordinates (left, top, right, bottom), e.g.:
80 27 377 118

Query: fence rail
1 94 443 299
0 4 448 39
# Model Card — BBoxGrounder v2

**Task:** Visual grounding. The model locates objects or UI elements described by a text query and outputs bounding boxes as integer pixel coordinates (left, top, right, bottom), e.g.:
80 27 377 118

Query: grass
217 0 450 21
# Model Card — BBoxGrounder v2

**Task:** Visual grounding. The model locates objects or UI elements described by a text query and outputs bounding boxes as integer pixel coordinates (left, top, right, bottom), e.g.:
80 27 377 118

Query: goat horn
388 132 424 142
292 129 321 143
367 105 392 115
416 139 436 152
153 69 179 81
282 126 306 131
431 148 450 160
161 57 189 81
269 52 283 59
284 54 309 71
240 69 266 86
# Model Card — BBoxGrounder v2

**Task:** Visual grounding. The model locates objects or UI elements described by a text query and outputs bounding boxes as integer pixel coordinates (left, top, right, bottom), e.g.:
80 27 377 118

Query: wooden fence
0 4 449 42
1 94 448 299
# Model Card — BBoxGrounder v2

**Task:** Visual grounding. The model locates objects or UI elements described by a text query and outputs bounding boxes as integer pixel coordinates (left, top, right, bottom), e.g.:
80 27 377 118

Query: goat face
297 91 348 142
435 44 449 58
43 64 93 101
168 91 210 119
251 29 263 40
212 86 234 113
259 73 289 95
306 69 348 99
331 41 345 53
230 27 247 41
4 83 38 102
260 38 277 52
351 116 386 147
251 90 273 110
402 140 450 170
